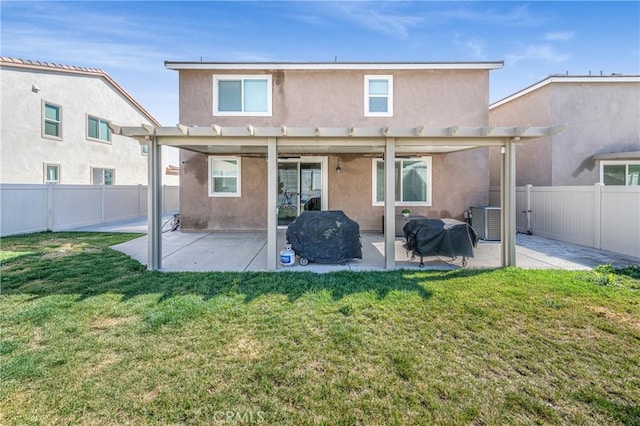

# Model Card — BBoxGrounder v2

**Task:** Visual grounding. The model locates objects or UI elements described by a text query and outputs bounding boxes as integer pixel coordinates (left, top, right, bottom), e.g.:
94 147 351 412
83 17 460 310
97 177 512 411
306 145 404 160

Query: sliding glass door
278 158 326 226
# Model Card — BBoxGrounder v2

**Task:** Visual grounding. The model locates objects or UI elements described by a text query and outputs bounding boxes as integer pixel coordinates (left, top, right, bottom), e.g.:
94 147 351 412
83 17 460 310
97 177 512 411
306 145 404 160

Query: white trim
213 74 272 117
364 75 393 117
167 61 504 71
491 75 640 110
208 156 241 197
372 157 432 206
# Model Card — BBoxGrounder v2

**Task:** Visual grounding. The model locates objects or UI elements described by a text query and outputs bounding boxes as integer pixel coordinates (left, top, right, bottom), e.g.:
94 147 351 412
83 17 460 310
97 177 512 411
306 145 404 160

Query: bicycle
162 213 180 232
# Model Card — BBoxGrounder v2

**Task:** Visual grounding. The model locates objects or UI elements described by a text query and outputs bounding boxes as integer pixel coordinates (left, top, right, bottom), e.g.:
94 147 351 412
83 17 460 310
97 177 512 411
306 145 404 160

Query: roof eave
164 61 504 71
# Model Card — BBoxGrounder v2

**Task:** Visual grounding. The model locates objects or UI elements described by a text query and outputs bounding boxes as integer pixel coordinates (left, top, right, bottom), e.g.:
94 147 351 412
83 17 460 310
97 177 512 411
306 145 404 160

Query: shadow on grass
0 232 500 304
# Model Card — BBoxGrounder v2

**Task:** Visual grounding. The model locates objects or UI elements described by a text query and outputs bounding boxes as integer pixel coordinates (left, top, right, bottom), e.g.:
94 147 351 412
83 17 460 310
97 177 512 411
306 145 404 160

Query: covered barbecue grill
403 218 477 267
286 210 362 265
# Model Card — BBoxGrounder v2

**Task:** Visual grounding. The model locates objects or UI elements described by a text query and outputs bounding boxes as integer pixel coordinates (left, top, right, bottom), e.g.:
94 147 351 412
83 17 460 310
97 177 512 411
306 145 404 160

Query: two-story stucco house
112 61 558 270
0 57 179 185
488 74 640 187
172 62 505 233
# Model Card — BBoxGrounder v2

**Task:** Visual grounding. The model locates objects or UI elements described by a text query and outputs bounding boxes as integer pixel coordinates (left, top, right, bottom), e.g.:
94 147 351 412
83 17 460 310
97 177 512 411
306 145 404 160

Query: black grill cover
286 211 362 263
403 218 477 258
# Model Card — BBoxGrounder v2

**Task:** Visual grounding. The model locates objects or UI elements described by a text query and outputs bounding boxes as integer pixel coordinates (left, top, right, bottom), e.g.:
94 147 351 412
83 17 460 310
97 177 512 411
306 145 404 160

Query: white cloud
465 37 487 60
506 44 571 65
543 31 575 41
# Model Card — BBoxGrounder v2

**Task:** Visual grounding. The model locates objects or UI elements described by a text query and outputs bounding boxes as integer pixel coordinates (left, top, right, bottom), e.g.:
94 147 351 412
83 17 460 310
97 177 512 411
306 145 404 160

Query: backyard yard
1 232 639 425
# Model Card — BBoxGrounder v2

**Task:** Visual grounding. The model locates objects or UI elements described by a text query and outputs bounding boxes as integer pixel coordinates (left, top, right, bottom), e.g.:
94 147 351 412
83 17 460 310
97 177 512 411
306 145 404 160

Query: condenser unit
470 206 501 241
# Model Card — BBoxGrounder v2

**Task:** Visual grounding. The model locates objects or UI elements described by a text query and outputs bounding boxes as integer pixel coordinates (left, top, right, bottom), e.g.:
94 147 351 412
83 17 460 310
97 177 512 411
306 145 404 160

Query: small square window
141 144 149 155
365 75 393 117
44 163 60 183
87 116 111 142
209 157 241 197
43 102 62 138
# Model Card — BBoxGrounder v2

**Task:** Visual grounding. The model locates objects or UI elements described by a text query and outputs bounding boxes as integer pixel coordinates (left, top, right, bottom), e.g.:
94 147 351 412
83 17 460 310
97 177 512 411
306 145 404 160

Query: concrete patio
77 215 639 272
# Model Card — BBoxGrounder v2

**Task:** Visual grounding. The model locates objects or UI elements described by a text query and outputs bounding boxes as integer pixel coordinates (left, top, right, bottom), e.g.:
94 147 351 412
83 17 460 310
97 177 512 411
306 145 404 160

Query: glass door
278 158 325 227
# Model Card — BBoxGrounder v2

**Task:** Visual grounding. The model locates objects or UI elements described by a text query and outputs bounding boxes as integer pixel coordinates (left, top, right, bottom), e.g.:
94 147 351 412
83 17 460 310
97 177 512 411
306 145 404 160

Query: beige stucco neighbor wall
0 66 177 185
489 80 640 187
489 85 553 187
550 82 640 185
177 67 492 232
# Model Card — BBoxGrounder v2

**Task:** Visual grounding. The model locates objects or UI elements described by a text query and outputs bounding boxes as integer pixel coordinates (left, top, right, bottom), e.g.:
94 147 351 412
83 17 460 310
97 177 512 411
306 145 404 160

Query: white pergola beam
148 136 162 270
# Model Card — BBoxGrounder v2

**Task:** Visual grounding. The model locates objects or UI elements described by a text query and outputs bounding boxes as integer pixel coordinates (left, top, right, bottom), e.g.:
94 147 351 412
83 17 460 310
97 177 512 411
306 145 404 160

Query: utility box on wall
471 206 501 241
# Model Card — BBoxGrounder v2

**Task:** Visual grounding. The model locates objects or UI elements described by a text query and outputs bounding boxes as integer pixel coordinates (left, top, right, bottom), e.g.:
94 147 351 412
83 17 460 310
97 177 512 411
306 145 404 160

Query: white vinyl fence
489 184 640 258
1 184 179 237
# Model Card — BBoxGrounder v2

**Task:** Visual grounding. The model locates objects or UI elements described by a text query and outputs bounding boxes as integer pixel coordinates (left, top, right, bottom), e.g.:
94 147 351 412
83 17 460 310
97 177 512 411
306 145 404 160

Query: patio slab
107 227 639 273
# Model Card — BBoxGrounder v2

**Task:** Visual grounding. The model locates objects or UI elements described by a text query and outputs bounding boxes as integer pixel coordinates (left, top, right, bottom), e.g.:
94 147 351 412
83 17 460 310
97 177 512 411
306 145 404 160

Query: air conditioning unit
470 206 501 241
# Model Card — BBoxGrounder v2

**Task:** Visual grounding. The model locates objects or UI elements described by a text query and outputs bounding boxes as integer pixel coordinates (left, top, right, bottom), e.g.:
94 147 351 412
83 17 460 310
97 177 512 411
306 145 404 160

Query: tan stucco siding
179 69 489 126
551 82 640 185
488 80 640 187
488 85 553 186
177 67 491 232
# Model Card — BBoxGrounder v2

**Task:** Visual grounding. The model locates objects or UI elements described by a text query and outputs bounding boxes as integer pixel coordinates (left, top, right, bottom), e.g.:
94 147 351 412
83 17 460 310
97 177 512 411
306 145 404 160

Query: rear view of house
168 61 503 232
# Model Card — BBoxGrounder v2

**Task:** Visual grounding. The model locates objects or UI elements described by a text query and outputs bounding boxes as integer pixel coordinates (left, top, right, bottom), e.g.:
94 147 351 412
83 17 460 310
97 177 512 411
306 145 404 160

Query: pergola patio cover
110 124 564 271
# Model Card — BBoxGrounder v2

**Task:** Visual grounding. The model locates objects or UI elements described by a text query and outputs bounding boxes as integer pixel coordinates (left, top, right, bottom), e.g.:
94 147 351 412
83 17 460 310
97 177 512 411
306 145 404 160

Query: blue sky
2 1 639 125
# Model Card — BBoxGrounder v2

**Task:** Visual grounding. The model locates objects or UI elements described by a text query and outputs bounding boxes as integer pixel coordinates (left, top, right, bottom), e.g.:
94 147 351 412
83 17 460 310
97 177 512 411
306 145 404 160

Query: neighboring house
170 61 505 232
488 74 640 187
0 57 179 185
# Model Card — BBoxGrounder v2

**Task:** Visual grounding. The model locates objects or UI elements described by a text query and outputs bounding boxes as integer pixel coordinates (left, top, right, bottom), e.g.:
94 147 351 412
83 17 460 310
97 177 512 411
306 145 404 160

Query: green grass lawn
1 232 639 425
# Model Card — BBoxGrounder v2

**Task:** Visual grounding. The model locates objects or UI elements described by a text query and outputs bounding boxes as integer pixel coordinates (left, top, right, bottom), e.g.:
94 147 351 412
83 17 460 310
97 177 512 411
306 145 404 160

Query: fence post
525 184 532 233
47 183 54 231
593 183 604 249
101 184 106 223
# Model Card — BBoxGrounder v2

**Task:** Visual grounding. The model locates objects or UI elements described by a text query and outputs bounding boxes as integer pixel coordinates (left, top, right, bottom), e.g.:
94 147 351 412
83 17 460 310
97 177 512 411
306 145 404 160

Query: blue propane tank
280 243 295 266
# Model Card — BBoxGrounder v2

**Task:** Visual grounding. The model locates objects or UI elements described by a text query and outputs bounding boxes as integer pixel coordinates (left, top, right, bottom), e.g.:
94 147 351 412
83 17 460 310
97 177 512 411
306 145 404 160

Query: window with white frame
209 157 241 196
141 144 149 155
92 167 115 185
373 158 432 205
214 75 272 116
87 115 111 143
43 102 62 138
364 75 393 117
601 161 640 185
44 163 60 184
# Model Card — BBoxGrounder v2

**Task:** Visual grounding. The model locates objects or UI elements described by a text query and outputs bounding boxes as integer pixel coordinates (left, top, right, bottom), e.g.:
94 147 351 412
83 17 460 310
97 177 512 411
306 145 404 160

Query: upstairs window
373 158 432 206
92 167 115 185
601 161 640 185
365 75 393 117
43 102 62 138
214 75 271 116
209 157 241 196
87 115 111 143
141 144 149 155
